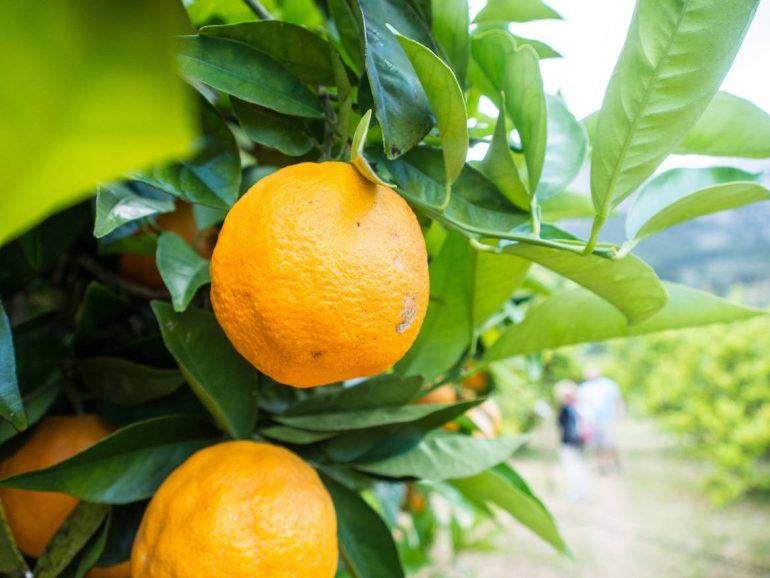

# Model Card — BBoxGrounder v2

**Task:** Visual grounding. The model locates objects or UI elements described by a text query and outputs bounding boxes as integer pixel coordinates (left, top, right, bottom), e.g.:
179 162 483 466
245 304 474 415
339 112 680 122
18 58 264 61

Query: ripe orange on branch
210 162 429 387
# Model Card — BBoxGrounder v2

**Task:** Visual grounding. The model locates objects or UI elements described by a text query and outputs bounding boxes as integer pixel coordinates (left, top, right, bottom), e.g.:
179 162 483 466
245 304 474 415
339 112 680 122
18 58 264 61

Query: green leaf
35 503 109 578
537 95 589 201
0 300 25 431
0 502 28 577
71 512 111 578
393 32 468 188
93 183 175 239
156 232 211 312
356 433 526 480
452 465 568 554
351 111 394 187
200 21 335 86
676 91 770 158
472 30 547 192
0 384 59 447
327 0 365 75
0 0 194 245
323 475 405 578
176 34 324 118
590 0 760 215
152 302 259 439
485 283 765 362
76 357 184 407
626 167 770 241
472 250 530 331
359 0 435 158
134 97 241 210
479 101 530 210
0 416 219 504
284 375 423 416
232 98 314 156
500 244 668 325
473 0 561 23
260 426 339 445
431 0 469 85
540 191 595 220
508 35 562 59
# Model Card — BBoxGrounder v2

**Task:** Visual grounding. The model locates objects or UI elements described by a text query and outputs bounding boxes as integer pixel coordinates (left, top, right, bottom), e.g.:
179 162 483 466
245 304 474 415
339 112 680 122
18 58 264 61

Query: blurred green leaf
540 191 595 220
590 0 760 216
473 29 547 192
485 283 765 362
156 232 211 312
135 97 241 210
153 303 259 439
177 35 324 118
359 0 434 158
676 92 770 158
232 98 314 156
473 0 561 23
260 426 339 445
537 95 588 201
93 184 175 239
394 32 468 189
0 384 60 446
323 475 405 578
508 35 562 59
201 22 335 85
626 167 770 241
0 0 194 245
76 357 184 407
0 416 219 504
356 433 526 480
0 502 28 577
431 0 469 85
34 503 110 578
0 300 25 430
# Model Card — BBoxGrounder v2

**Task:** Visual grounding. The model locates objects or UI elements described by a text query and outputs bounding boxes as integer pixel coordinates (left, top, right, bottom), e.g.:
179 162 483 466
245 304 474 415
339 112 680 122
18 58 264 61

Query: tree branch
241 0 273 19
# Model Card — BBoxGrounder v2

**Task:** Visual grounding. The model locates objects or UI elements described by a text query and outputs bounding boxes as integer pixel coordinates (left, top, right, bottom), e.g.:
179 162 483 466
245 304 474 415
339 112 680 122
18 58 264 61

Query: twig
241 0 273 19
72 255 169 300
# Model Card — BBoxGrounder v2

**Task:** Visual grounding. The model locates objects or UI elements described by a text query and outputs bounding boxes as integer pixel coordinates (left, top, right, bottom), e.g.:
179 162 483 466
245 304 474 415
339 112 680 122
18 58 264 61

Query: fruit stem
438 182 452 212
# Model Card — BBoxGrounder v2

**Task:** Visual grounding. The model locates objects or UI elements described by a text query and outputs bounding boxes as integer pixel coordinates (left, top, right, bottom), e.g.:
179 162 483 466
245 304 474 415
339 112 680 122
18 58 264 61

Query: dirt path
452 419 770 578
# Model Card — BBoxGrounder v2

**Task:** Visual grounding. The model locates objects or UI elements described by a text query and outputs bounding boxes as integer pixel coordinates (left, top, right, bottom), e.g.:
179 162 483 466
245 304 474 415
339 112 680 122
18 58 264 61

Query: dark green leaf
626 167 770 241
96 502 146 567
431 0 469 85
356 433 526 480
359 0 434 158
676 91 770 158
0 416 219 504
93 183 175 239
201 21 335 86
473 0 561 23
0 300 25 431
590 0 760 215
76 357 184 407
156 232 211 312
485 283 765 362
71 512 111 578
322 475 405 578
260 426 339 445
0 384 60 446
134 97 241 210
153 302 259 439
34 503 110 578
0 502 28 577
327 0 365 74
479 102 529 210
232 98 314 156
176 34 324 118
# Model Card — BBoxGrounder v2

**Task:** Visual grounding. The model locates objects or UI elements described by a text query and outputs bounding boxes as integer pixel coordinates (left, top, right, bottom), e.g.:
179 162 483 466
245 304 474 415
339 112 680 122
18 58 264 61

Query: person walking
554 380 588 502
578 365 624 474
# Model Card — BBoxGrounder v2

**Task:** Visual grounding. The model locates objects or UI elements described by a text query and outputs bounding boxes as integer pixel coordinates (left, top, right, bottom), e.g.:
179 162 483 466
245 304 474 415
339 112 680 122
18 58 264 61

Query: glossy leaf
232 98 314 156
0 0 193 245
472 30 547 192
93 183 174 239
135 98 241 210
156 232 211 312
350 111 393 187
0 385 59 447
0 300 25 431
485 283 765 362
153 302 259 439
201 21 335 85
76 357 184 406
590 0 760 214
34 503 110 578
327 0 365 74
500 243 668 325
676 91 770 158
393 32 468 187
431 0 469 85
176 34 324 118
473 0 561 23
359 0 434 158
356 433 526 480
452 465 567 554
626 167 770 241
0 416 219 504
323 475 404 578
0 502 28 577
260 426 339 445
537 95 588 201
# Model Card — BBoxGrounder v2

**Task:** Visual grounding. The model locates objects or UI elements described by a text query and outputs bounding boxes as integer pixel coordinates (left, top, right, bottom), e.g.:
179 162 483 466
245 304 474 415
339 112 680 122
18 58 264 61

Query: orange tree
1 0 769 576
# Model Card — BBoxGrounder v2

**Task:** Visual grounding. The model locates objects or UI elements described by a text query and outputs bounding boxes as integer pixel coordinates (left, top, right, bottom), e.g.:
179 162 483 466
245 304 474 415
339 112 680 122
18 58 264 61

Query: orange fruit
210 162 429 387
414 384 457 405
131 441 337 578
87 562 131 578
405 483 427 514
461 370 489 393
0 415 114 558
